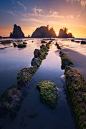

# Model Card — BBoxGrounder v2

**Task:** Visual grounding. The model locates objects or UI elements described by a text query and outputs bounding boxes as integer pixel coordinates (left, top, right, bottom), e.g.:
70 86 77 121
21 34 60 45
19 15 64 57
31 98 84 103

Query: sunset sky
0 0 86 38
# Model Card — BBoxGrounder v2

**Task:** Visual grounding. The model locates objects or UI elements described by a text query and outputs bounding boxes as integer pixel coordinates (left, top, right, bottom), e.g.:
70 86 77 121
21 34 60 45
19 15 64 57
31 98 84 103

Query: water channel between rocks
0 42 78 129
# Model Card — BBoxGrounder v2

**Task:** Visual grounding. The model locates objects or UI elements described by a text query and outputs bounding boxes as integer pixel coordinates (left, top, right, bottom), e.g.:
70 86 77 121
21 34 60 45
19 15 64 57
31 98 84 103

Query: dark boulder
41 40 46 43
40 45 45 49
71 39 74 41
23 42 27 44
31 58 41 66
34 49 42 58
81 41 86 44
13 42 17 47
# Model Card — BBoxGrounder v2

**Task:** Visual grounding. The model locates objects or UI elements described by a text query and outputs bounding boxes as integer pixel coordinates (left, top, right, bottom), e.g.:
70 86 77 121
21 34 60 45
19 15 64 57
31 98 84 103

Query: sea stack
10 24 25 38
58 27 74 38
31 25 56 38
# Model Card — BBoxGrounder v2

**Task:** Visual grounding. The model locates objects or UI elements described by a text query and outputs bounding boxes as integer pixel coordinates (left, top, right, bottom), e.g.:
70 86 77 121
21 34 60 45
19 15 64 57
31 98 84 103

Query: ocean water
55 38 86 56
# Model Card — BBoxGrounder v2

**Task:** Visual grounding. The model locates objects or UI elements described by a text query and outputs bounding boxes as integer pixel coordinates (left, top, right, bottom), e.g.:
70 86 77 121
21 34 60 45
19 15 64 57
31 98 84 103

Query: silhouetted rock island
31 25 56 38
58 27 74 38
10 24 25 38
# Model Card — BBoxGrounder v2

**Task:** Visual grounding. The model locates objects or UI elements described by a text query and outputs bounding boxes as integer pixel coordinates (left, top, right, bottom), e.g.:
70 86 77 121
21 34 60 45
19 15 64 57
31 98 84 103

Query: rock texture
31 25 56 38
81 41 86 44
59 51 73 69
58 27 74 38
37 81 58 108
10 24 25 38
65 66 86 129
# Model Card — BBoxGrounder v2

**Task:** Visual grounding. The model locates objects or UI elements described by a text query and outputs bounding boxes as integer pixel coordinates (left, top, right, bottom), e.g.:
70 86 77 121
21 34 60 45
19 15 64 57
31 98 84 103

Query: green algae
17 44 26 48
17 67 32 86
65 66 86 129
37 81 58 109
1 40 11 44
28 65 38 75
59 51 73 69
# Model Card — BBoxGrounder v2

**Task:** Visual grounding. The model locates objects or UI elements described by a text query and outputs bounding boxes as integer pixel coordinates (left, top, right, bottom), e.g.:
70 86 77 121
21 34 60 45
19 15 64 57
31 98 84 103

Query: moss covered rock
28 65 38 75
4 88 22 109
65 66 86 129
1 40 11 44
17 67 32 86
59 51 73 69
37 81 58 108
17 44 26 48
31 58 42 67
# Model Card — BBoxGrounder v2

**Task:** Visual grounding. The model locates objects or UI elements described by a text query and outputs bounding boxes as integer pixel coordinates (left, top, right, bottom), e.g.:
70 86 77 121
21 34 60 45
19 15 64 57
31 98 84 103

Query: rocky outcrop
81 41 86 44
10 24 25 38
34 49 42 58
37 81 58 108
59 51 73 69
55 42 61 49
31 25 56 38
65 66 86 129
58 28 74 38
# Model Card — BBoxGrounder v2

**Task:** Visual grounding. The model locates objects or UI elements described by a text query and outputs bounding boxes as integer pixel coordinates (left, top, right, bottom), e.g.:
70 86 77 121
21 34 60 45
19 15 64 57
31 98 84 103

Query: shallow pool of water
0 38 78 129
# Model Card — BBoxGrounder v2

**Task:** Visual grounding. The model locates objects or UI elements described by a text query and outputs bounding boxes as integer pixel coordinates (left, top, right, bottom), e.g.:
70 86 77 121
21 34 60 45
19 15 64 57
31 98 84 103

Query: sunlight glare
56 31 59 36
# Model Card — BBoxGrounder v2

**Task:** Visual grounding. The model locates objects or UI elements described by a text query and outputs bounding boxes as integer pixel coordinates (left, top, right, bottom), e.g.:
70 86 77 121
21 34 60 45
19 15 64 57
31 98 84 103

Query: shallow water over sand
0 38 78 129
55 38 86 56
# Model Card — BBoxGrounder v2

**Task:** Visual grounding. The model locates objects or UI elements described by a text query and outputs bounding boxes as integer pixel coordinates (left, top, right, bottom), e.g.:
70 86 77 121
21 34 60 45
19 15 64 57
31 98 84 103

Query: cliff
31 25 56 38
10 24 25 38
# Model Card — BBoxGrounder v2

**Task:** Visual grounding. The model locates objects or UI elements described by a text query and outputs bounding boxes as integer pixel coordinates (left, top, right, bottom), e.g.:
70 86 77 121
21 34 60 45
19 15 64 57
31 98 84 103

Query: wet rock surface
37 81 58 108
65 66 86 129
55 42 61 49
59 51 73 69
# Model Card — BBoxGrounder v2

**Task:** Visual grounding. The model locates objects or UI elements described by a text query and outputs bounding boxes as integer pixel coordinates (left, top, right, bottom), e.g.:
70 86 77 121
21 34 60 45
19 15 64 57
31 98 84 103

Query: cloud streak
21 9 65 19
66 0 86 6
7 11 15 15
17 1 26 11
21 18 45 23
2 10 15 15
33 6 43 14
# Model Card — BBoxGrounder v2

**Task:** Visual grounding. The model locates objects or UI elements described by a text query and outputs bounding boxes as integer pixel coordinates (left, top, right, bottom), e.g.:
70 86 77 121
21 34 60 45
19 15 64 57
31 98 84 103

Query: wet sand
55 47 86 81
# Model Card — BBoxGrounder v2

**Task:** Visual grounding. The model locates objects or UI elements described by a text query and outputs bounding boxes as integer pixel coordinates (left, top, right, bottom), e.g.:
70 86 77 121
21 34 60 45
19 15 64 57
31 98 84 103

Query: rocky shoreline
56 42 86 129
0 40 52 119
65 66 86 129
0 40 86 129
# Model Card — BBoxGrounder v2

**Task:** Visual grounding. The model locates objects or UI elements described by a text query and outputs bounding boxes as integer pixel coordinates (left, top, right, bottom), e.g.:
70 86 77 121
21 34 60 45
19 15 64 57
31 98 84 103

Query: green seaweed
37 81 58 109
65 66 86 129
1 40 11 44
17 44 26 48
